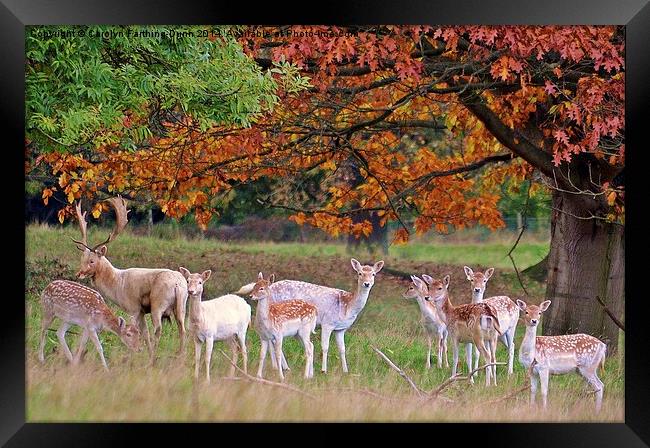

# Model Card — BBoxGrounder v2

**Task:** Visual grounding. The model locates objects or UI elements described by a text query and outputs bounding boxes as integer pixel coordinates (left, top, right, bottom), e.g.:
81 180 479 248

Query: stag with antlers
72 196 189 359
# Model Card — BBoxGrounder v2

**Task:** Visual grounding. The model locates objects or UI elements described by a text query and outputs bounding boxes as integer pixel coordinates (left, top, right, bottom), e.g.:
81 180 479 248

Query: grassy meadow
25 224 624 422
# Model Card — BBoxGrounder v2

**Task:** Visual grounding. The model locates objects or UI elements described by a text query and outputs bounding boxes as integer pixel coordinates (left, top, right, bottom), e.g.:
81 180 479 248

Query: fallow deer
463 266 520 376
423 274 503 386
250 272 317 380
402 275 448 369
236 258 384 373
72 197 189 358
516 299 606 412
179 267 251 383
39 280 141 370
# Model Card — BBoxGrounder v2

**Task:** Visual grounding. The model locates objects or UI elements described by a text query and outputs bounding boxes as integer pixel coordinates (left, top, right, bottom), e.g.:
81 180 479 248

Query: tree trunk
522 253 548 282
543 190 624 354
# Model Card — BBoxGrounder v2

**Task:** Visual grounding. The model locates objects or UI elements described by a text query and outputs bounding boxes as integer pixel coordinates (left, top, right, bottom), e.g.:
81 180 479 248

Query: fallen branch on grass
424 362 507 402
218 350 316 399
479 360 536 406
371 345 423 397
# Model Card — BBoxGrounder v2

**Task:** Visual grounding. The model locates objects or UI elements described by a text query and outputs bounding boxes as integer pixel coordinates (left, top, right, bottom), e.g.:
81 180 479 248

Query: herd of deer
36 197 607 412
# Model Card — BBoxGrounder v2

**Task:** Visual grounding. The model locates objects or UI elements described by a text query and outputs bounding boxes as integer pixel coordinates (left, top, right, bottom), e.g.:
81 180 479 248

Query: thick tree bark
543 190 624 354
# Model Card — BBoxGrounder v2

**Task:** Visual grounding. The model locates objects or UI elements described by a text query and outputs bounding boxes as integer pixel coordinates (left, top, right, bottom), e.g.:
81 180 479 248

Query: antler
91 196 131 250
71 201 93 251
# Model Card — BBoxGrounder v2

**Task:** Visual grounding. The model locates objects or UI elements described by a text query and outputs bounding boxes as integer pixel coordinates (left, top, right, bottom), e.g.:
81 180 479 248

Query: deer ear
258 272 264 280
539 300 552 312
269 274 275 284
95 245 108 257
443 275 450 288
516 299 527 311
118 316 126 330
201 270 212 282
421 274 434 285
350 258 362 273
485 268 494 280
463 266 473 280
411 276 424 288
179 267 190 279
373 260 384 273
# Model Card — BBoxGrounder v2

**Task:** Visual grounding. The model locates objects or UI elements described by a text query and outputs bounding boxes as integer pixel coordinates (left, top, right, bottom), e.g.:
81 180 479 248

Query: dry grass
25 225 623 422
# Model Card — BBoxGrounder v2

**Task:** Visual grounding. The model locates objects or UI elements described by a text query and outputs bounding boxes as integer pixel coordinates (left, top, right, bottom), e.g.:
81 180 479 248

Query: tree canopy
26 25 624 239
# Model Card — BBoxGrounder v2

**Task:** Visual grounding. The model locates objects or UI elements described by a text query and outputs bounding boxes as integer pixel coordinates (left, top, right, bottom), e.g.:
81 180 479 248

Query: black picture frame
4 0 649 445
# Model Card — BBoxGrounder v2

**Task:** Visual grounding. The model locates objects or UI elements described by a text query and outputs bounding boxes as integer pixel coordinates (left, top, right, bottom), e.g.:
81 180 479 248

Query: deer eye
437 287 442 291
358 273 362 276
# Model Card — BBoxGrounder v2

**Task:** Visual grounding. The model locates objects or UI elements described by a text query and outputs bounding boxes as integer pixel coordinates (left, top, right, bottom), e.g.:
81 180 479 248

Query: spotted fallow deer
250 272 317 380
179 267 251 383
516 299 606 412
402 275 448 369
72 197 189 358
423 274 503 386
39 280 141 370
236 258 384 373
463 266 519 376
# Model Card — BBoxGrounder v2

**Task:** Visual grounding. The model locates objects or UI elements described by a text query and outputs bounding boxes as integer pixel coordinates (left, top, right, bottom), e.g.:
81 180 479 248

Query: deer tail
234 282 256 296
485 305 503 336
599 344 607 373
175 283 187 333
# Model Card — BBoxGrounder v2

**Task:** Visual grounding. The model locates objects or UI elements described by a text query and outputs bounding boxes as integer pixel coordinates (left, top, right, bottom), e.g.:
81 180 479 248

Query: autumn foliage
26 25 624 241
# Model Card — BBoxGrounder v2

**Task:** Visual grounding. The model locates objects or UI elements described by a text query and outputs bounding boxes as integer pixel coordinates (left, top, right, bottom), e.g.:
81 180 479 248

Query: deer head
73 196 130 279
516 299 551 328
350 259 384 290
421 274 450 305
117 316 142 352
250 272 275 301
402 275 430 301
464 266 494 296
179 267 211 298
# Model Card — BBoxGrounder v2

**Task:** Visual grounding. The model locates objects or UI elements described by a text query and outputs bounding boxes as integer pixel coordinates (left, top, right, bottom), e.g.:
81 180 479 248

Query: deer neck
341 282 371 318
415 295 437 320
92 257 121 299
471 289 484 304
188 293 204 326
435 292 454 325
519 325 538 367
255 296 272 325
103 312 122 335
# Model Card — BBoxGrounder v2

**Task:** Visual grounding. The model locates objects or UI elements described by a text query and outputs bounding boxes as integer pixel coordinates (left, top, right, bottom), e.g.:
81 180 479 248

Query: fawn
516 299 606 411
39 279 141 371
463 266 519 376
179 267 251 383
250 272 317 380
402 275 449 369
423 274 503 386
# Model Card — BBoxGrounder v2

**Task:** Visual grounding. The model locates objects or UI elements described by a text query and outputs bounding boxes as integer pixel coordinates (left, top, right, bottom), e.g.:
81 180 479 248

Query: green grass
25 224 622 422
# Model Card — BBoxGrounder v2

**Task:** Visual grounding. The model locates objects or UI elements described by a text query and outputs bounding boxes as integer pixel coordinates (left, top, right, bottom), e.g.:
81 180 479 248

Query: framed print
3 0 649 445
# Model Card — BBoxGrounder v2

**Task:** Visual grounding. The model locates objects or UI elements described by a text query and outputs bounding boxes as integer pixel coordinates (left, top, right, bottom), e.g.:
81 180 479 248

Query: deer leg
530 371 539 406
334 329 348 373
539 368 550 409
38 312 54 363
73 328 90 365
299 329 313 379
579 366 604 412
506 327 516 376
275 335 285 381
489 336 498 386
228 337 239 378
237 331 248 376
475 340 492 386
451 337 459 379
194 338 202 380
320 325 334 373
204 337 214 383
136 313 153 357
151 309 164 355
465 343 474 384
89 330 108 371
174 311 186 357
257 339 268 378
56 322 74 363
443 331 449 368
425 330 432 370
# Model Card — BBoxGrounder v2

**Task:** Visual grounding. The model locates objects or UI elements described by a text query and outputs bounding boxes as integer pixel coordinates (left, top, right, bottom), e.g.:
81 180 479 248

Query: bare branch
596 296 625 331
371 346 423 397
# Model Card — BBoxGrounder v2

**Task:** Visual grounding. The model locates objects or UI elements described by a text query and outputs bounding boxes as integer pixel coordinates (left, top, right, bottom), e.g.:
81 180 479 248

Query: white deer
463 266 520 376
402 275 448 369
250 272 317 380
516 299 606 411
72 197 188 358
179 267 251 383
236 258 384 373
39 279 141 370
423 274 503 386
